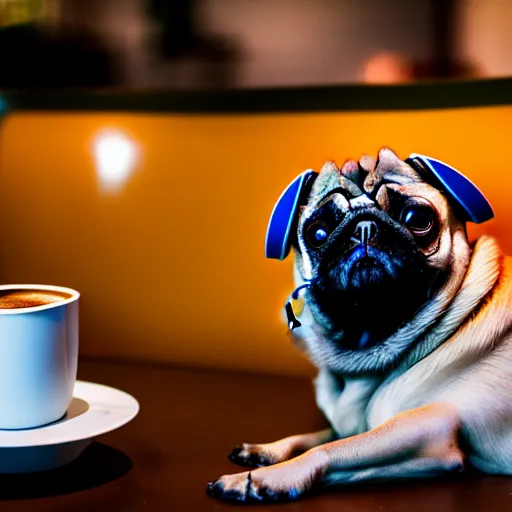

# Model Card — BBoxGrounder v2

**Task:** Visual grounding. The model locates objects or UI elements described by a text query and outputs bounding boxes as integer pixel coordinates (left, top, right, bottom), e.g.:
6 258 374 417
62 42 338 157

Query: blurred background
0 0 511 89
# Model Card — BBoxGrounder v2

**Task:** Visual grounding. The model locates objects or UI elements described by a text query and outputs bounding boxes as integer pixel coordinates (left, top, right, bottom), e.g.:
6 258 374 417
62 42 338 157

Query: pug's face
294 148 471 372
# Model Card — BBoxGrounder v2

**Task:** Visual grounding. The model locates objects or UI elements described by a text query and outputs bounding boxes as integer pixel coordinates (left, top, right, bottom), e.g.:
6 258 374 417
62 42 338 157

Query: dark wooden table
1 359 512 511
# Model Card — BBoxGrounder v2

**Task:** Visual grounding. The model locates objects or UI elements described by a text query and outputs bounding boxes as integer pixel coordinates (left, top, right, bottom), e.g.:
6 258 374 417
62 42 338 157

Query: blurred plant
0 0 47 28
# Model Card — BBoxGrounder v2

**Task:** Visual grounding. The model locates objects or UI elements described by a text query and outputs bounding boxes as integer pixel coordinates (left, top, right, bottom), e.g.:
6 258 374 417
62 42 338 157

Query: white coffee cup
0 284 79 430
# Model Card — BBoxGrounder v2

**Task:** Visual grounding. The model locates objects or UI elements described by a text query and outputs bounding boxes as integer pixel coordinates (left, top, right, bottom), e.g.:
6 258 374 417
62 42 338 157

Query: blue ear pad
265 170 318 260
406 153 494 224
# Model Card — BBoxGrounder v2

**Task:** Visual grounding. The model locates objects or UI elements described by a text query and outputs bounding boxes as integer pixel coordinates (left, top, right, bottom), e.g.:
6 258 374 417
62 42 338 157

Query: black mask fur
307 206 444 349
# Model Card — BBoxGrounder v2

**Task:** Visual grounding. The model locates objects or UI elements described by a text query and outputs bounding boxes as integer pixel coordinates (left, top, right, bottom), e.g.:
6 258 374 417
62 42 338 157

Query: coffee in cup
0 289 72 309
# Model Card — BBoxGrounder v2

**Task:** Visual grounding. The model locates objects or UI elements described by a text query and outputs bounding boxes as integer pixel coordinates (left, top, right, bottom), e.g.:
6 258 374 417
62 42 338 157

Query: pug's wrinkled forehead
304 147 425 216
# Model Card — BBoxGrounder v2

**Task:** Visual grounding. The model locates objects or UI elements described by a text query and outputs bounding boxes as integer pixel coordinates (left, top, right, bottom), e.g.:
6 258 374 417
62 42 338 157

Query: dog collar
284 282 310 331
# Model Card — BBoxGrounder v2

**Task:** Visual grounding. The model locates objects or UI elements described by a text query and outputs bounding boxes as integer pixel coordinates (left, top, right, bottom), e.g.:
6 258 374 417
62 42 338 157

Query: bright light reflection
92 129 140 194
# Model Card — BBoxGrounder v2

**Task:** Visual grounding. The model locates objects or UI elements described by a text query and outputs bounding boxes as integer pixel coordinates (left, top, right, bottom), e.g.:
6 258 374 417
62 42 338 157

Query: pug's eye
305 220 332 248
401 205 435 235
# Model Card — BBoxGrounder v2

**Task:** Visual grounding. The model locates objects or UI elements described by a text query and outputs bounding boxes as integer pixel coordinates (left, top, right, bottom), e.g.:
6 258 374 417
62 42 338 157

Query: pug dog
206 148 512 503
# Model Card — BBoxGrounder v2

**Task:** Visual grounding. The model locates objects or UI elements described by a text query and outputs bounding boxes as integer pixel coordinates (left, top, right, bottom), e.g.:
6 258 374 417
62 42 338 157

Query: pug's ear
406 153 494 224
265 170 318 260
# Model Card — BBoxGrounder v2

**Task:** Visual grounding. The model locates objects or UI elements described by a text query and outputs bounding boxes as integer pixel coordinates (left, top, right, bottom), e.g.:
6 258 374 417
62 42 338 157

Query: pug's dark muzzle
307 207 441 348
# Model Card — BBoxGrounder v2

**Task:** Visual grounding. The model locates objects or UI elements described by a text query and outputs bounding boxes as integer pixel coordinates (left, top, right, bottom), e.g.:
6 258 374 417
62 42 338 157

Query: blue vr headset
265 153 494 261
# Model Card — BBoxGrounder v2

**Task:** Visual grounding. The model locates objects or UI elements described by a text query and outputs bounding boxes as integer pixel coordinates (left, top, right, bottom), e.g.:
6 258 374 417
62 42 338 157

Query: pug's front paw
206 471 301 503
228 443 279 468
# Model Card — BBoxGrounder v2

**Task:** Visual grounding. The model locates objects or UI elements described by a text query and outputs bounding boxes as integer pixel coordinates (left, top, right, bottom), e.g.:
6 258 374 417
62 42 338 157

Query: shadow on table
0 442 132 500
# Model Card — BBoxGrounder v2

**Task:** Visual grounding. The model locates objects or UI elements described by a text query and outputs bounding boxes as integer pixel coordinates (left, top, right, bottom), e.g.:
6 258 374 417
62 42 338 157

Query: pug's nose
352 220 378 244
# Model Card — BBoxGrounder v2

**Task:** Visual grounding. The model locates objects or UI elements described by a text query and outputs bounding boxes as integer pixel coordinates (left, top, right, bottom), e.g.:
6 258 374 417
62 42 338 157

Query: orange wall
0 106 510 376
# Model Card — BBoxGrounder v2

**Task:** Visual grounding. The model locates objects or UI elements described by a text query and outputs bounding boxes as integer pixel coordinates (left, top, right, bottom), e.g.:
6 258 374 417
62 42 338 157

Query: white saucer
0 381 139 474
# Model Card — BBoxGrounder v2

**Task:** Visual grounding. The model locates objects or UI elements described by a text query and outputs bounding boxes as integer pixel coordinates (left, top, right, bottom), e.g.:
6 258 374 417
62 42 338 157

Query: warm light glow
92 129 140 194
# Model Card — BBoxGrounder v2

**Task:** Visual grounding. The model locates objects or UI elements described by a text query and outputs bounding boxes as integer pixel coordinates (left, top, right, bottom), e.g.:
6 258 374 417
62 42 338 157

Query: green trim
1 78 512 115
